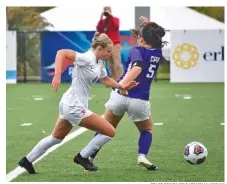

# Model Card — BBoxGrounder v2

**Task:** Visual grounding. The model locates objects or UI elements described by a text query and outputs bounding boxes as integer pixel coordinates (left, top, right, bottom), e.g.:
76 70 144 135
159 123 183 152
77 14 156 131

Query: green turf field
6 81 224 182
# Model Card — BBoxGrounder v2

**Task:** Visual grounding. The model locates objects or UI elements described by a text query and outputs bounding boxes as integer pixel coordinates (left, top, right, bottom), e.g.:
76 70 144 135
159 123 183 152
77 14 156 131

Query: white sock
26 135 62 163
139 154 146 157
80 134 112 158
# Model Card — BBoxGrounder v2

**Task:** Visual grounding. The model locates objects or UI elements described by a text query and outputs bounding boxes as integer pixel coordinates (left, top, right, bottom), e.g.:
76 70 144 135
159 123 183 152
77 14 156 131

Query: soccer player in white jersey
18 33 138 173
79 16 167 171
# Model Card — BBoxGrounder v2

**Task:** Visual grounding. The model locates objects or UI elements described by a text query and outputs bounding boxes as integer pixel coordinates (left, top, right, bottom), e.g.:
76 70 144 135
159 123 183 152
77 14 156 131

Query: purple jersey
115 46 162 101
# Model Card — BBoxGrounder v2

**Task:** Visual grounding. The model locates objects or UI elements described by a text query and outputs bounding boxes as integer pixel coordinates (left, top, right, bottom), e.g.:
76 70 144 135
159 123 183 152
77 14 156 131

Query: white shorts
59 101 92 126
105 91 151 122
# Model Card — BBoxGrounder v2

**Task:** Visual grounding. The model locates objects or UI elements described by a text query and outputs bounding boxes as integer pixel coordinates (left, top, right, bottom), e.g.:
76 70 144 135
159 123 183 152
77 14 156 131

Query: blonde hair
91 33 113 49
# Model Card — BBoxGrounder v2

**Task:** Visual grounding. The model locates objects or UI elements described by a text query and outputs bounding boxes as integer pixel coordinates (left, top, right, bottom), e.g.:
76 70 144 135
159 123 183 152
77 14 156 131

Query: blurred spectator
96 6 123 80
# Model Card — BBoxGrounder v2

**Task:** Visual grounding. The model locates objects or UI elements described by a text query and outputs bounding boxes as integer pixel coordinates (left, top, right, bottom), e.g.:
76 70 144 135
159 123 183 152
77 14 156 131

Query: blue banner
41 31 136 82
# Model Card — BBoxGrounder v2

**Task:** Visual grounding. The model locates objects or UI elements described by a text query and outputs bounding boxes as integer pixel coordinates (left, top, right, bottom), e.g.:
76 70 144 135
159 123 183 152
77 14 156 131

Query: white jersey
60 49 107 107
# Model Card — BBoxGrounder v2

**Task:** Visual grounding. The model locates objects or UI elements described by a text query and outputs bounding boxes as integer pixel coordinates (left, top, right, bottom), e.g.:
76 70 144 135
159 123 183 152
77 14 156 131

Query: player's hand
118 81 139 96
139 16 149 25
118 83 129 96
51 75 61 92
119 89 128 96
123 81 140 90
119 81 139 91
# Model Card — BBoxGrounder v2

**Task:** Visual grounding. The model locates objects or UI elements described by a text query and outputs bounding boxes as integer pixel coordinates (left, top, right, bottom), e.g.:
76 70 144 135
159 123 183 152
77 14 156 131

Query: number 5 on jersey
146 56 160 79
146 64 156 78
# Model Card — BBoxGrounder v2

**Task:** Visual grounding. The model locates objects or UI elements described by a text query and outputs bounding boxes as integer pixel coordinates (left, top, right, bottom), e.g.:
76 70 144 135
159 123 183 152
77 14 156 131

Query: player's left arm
99 62 122 89
120 65 142 86
100 77 138 92
100 76 121 88
99 61 138 92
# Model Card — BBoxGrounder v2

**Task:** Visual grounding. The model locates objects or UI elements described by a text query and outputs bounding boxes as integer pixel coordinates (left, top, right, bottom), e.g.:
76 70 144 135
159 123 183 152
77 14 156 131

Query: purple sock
138 130 152 155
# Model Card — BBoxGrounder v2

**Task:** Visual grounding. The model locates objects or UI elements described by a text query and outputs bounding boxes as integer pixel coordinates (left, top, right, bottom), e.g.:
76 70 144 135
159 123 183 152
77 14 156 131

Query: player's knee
49 134 63 144
138 126 152 133
51 132 66 140
107 126 116 138
144 129 152 132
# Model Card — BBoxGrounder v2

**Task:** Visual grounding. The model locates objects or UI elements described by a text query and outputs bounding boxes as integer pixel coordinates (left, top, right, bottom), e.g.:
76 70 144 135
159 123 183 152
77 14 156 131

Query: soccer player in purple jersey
75 16 167 171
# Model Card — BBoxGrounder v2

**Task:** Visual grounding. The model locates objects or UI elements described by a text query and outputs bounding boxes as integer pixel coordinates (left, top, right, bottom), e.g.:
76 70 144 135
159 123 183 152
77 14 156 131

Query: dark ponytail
142 22 167 48
130 22 168 48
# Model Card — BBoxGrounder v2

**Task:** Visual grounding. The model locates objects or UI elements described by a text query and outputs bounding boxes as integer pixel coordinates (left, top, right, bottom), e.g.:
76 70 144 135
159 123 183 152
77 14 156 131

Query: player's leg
18 118 72 174
79 112 116 136
134 117 157 170
89 91 125 161
112 43 123 80
74 112 117 171
75 91 125 170
128 99 157 170
89 108 123 161
135 117 152 157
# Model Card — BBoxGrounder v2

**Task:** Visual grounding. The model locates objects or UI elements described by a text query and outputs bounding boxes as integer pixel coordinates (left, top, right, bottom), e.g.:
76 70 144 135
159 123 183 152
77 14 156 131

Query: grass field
6 81 224 182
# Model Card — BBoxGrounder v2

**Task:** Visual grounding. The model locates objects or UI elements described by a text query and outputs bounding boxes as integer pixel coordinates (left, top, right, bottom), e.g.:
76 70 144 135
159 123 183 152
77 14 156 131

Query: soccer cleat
18 157 37 174
73 153 98 171
88 157 94 163
137 155 158 170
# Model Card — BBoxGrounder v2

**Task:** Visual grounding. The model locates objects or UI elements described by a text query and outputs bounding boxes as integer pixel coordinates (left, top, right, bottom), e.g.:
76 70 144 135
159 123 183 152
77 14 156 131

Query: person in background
96 6 123 81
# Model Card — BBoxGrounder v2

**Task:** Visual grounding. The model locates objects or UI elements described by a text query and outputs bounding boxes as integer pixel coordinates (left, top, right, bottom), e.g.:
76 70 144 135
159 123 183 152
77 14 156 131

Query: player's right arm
51 49 76 92
54 49 76 77
120 48 142 88
120 66 142 86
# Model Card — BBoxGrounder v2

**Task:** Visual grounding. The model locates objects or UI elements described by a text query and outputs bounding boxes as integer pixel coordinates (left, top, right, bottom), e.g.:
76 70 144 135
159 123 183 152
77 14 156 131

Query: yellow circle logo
172 43 199 69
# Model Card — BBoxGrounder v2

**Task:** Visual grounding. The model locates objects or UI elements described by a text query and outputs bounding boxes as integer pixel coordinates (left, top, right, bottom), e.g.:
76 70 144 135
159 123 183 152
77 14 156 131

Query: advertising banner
41 31 136 82
170 30 224 83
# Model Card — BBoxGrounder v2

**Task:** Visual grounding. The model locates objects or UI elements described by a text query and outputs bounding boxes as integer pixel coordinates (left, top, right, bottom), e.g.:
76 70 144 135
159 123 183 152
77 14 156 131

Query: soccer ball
184 141 208 165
